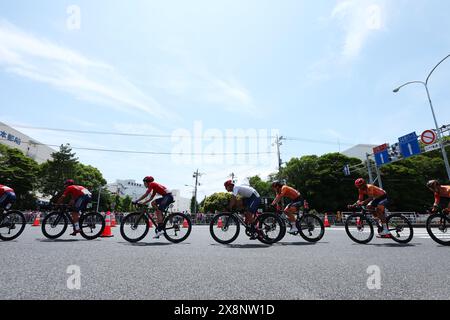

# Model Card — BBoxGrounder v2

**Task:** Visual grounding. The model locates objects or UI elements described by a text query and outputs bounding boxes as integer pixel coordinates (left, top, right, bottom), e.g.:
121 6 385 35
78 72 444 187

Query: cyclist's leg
151 199 164 225
284 204 297 223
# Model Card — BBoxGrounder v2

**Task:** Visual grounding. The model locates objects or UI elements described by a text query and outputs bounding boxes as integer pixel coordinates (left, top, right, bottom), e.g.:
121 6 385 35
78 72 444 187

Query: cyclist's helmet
143 176 154 183
427 180 440 188
272 180 284 188
64 179 75 186
355 178 366 188
224 180 234 188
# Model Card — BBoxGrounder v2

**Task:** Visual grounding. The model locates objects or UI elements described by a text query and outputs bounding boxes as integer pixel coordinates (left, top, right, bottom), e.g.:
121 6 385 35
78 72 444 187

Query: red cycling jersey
62 185 91 200
358 184 386 201
146 182 169 197
434 185 450 205
0 185 14 196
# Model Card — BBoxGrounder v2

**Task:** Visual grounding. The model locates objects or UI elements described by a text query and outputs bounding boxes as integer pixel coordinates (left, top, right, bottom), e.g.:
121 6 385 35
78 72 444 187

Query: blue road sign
374 150 391 167
398 132 421 158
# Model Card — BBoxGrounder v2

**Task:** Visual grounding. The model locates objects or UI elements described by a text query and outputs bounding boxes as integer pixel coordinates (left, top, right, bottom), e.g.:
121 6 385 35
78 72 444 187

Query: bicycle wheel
0 210 26 241
256 213 284 245
345 213 374 244
273 215 287 242
41 212 68 239
163 213 192 243
426 213 450 246
120 212 150 243
387 213 414 244
210 213 240 244
297 214 325 243
79 212 105 240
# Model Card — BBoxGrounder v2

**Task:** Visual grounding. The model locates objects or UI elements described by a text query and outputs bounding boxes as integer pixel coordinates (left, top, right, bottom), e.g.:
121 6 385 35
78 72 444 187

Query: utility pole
366 153 374 184
274 135 285 174
192 169 203 214
229 172 236 182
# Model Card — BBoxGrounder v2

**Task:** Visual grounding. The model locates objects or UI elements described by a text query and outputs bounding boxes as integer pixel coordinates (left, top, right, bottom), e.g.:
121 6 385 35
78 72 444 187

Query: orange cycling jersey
434 185 450 204
358 184 386 201
274 185 301 203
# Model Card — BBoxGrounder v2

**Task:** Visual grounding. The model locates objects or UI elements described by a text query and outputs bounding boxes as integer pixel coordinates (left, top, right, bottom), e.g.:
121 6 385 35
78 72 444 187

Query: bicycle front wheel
120 212 150 243
297 214 325 243
345 213 374 244
79 212 105 240
164 213 192 243
41 212 68 239
0 210 26 241
387 213 414 244
426 213 450 246
257 213 284 245
210 213 240 244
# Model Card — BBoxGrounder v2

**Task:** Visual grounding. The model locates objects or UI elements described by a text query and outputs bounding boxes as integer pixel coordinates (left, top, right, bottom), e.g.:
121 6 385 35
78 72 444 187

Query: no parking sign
421 130 437 145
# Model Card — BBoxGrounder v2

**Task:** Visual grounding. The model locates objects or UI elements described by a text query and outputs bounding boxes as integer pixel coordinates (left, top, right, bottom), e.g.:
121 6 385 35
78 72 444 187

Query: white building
0 122 55 164
342 144 377 162
106 179 190 213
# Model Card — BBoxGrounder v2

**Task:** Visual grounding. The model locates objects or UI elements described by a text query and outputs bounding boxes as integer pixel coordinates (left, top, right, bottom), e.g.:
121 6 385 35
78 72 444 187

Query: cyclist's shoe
153 229 165 239
70 230 81 236
376 230 391 239
288 225 298 235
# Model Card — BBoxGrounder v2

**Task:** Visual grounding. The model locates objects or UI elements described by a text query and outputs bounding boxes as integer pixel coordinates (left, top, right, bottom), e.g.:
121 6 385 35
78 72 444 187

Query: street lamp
393 54 450 181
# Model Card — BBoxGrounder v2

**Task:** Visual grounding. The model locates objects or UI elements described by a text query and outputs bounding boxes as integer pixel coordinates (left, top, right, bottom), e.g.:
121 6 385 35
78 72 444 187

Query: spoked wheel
256 213 284 245
297 214 325 243
0 210 26 241
426 213 450 246
120 212 150 243
210 213 240 244
345 213 374 244
79 212 105 240
386 213 414 244
41 212 68 239
163 213 192 243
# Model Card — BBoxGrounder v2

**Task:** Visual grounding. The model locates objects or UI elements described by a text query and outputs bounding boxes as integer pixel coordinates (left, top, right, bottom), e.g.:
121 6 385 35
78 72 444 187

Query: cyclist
271 181 305 234
224 180 261 240
56 179 92 236
427 180 450 213
350 178 390 238
133 176 174 239
0 184 16 211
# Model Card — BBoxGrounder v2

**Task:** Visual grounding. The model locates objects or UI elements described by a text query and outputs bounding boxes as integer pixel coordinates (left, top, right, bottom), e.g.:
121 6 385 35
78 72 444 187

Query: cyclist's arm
142 190 157 205
433 192 440 207
135 189 151 203
56 189 69 204
271 193 282 206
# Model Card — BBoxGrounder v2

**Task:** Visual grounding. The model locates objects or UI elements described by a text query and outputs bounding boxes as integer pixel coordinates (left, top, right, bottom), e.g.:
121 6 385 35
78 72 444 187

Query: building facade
0 122 55 164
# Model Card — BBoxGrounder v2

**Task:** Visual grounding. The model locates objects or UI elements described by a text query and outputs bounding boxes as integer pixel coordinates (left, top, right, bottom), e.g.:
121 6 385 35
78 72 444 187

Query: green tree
201 192 232 213
190 196 199 213
0 144 40 209
40 144 79 199
248 176 273 197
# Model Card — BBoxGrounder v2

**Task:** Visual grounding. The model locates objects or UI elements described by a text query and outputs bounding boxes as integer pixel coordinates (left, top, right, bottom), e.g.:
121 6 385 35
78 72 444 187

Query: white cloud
331 0 385 60
0 20 172 119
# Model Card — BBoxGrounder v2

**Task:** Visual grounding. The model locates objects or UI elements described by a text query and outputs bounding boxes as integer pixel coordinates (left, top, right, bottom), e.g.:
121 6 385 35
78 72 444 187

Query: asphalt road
0 225 449 300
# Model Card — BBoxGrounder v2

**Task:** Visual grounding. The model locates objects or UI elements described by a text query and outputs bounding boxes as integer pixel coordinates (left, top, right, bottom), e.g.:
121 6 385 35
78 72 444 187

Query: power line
24 141 275 156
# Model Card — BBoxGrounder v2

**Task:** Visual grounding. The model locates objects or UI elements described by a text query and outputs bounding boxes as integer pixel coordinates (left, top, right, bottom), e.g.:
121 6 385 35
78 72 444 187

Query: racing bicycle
41 204 106 240
120 203 192 243
345 205 414 244
209 211 284 245
0 207 26 241
426 206 450 246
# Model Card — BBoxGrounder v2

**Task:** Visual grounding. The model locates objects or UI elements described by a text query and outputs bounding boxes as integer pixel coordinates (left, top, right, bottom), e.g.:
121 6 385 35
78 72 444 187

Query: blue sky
1 0 450 199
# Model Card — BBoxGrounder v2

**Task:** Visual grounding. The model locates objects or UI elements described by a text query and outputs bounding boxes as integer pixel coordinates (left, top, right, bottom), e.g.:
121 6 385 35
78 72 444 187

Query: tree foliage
201 192 232 213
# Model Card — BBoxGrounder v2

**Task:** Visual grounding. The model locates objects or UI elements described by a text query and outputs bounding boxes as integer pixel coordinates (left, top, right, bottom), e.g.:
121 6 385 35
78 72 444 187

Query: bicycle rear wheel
345 213 374 244
210 213 240 244
426 213 450 246
297 214 325 243
163 213 192 243
0 210 26 241
257 213 284 244
79 212 105 240
41 212 68 239
120 212 150 243
387 213 414 244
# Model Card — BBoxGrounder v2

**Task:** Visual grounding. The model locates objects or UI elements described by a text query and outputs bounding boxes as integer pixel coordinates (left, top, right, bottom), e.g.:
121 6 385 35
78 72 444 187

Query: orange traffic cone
324 213 331 228
217 218 223 228
101 211 114 238
111 212 117 228
183 219 189 228
32 213 41 227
